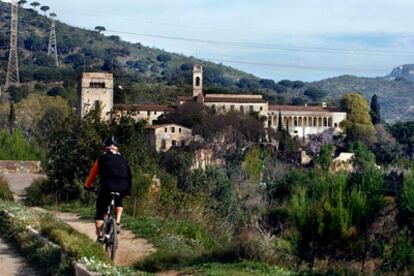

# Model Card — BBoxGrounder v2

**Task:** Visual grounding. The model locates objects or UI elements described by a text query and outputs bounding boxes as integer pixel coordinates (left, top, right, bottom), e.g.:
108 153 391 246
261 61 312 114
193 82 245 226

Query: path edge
1 208 100 276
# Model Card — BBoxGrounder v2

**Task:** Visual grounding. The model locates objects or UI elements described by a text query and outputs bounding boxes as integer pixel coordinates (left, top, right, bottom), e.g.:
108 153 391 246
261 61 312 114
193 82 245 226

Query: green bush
24 178 54 206
399 172 414 229
0 129 44 160
0 174 13 201
382 229 414 273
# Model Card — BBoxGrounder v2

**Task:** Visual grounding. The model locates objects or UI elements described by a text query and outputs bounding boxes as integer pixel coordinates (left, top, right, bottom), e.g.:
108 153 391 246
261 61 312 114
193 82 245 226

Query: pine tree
370 94 381 125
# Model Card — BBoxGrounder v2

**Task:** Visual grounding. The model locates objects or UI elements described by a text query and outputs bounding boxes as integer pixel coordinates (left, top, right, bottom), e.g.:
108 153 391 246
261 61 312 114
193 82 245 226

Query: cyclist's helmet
103 136 119 147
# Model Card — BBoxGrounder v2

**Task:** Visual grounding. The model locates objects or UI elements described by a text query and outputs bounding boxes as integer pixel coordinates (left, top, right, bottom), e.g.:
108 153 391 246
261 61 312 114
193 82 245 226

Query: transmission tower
48 14 58 67
5 0 20 89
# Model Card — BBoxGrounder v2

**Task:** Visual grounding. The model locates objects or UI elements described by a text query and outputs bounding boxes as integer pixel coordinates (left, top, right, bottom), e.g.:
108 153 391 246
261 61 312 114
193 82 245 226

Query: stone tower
192 64 203 97
79 72 114 119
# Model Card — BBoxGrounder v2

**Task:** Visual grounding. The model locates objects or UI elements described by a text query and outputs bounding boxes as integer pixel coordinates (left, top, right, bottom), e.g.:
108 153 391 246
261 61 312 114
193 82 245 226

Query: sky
5 0 414 81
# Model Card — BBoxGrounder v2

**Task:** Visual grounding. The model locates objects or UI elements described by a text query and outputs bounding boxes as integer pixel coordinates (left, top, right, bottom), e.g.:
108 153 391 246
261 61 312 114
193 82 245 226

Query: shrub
0 174 13 201
24 178 54 206
399 172 414 229
0 129 44 160
381 229 414 273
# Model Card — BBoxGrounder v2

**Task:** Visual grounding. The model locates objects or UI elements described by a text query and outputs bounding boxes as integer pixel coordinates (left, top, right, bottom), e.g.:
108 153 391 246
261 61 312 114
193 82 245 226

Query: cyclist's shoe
96 236 104 243
117 223 121 234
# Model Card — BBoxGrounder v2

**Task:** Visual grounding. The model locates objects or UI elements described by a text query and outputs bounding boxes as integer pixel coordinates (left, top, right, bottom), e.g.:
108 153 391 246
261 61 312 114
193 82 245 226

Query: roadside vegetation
11 90 412 274
0 174 13 200
1 1 414 275
0 200 140 275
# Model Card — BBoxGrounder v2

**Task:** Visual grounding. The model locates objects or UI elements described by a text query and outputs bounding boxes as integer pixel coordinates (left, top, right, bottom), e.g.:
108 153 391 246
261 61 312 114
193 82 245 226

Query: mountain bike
102 192 119 260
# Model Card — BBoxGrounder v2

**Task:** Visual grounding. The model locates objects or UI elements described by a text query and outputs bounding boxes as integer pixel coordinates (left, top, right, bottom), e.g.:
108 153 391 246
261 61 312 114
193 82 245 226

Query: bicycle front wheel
105 218 118 261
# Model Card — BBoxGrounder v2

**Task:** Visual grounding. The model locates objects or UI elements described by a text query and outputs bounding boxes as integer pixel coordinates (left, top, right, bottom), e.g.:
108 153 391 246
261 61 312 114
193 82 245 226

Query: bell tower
192 64 203 97
79 72 114 119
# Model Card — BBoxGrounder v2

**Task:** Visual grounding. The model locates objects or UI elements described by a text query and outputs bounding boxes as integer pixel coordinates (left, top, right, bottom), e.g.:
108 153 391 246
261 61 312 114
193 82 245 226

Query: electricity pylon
48 13 58 67
5 0 20 89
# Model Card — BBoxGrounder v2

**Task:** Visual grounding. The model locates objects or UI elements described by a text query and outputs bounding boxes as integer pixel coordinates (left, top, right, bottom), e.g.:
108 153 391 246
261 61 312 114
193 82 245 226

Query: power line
205 58 387 73
11 15 414 59
102 28 414 58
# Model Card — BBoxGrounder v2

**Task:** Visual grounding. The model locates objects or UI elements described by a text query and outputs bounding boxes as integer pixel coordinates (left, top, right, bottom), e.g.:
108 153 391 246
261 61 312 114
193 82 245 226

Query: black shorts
95 192 124 220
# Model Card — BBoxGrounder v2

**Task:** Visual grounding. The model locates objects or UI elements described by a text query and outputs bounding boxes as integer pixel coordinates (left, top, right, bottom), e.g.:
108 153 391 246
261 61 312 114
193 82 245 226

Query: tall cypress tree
370 94 381 125
278 110 283 131
8 103 15 134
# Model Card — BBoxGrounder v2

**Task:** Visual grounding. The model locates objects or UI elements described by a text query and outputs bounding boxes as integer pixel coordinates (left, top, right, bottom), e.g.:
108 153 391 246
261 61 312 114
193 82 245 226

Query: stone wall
0 160 42 174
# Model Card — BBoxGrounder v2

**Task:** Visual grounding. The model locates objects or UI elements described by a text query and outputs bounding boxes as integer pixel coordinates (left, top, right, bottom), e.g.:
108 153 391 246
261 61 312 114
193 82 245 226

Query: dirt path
57 212 157 266
4 172 158 267
0 236 40 276
0 173 44 275
3 173 45 201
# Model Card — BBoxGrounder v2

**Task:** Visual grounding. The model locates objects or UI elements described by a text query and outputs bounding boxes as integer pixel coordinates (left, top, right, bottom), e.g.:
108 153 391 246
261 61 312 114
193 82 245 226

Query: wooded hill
1 1 413 122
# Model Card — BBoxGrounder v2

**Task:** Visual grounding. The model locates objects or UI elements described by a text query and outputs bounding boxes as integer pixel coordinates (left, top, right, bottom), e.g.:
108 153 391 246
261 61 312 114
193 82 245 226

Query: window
211 105 216 112
260 106 263 111
334 123 338 128
179 128 182 133
147 111 150 116
230 105 235 111
89 82 106 88
249 105 254 112
164 127 168 133
195 76 201 87
94 100 101 110
240 106 244 113
172 140 177 147
161 139 167 150
171 127 175 133
154 111 157 115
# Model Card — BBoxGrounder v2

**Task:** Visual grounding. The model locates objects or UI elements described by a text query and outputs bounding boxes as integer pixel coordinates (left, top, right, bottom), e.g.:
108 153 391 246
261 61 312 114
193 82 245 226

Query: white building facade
268 105 347 138
79 66 347 140
147 124 194 152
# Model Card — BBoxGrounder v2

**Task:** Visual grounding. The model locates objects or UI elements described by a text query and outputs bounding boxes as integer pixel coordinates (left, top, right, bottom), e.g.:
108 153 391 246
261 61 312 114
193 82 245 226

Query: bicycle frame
102 192 119 260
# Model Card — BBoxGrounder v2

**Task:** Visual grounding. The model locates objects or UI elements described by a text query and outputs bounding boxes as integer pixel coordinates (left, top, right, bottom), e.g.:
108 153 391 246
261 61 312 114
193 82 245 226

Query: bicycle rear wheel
105 218 118 260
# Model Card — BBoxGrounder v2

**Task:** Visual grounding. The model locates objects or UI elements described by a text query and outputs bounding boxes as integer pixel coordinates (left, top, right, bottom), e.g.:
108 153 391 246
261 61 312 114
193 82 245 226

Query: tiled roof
268 105 343 113
204 97 267 103
177 96 194 101
114 104 175 112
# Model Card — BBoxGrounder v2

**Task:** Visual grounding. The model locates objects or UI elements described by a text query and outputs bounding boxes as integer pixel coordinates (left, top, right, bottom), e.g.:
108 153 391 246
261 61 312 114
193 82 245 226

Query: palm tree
50 12 57 18
30 2 40 11
40 5 49 16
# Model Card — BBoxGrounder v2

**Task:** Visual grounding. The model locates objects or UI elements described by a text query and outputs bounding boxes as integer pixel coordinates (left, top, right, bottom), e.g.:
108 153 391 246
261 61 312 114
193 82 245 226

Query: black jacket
98 152 132 195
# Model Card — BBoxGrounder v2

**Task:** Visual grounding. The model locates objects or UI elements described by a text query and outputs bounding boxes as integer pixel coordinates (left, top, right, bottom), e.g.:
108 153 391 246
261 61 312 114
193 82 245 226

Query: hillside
1 1 414 122
0 1 266 103
310 75 414 122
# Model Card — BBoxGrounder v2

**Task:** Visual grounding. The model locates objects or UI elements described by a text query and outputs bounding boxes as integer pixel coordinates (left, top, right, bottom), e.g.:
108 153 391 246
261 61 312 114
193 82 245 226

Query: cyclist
84 136 132 242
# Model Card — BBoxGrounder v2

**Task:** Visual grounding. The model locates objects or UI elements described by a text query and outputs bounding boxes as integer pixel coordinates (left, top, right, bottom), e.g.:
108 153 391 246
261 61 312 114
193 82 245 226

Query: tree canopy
40 5 49 15
94 26 106 33
304 87 327 101
340 93 376 145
